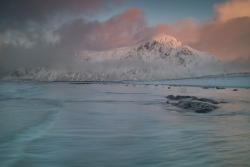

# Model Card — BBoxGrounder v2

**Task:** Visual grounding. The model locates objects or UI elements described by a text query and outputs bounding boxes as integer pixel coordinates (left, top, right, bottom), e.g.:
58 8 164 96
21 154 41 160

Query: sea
0 81 250 167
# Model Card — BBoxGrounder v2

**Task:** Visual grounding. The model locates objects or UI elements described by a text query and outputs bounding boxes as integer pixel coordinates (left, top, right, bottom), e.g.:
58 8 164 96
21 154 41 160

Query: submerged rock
172 101 218 113
198 98 219 104
166 95 222 113
195 108 213 113
166 95 192 100
166 95 175 99
166 95 219 104
216 87 225 89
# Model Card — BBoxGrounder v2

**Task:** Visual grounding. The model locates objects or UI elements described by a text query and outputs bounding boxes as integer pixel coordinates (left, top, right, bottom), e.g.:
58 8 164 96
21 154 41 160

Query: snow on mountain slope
3 34 232 81
78 34 217 64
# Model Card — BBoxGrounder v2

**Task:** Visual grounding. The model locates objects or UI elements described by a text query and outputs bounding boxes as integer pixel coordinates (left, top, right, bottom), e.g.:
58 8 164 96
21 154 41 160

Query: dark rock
166 95 219 104
202 87 209 89
144 42 150 49
172 101 191 109
216 87 225 89
166 95 192 100
198 98 219 104
195 108 213 113
165 94 224 113
216 87 221 89
166 95 175 100
168 87 170 89
173 101 218 113
233 89 238 91
175 95 183 100
197 102 217 110
191 96 198 100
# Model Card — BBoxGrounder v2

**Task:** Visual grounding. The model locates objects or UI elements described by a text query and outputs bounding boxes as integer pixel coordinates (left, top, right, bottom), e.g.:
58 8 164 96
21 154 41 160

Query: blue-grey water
0 82 250 167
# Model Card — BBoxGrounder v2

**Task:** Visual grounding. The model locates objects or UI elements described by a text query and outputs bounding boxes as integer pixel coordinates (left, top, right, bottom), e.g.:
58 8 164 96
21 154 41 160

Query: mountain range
3 34 231 81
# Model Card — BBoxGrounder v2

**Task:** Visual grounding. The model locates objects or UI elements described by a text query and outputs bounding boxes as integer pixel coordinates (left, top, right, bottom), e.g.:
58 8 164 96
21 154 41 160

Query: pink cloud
1 0 250 75
214 0 250 22
55 0 250 63
56 7 147 51
145 0 250 63
193 17 250 61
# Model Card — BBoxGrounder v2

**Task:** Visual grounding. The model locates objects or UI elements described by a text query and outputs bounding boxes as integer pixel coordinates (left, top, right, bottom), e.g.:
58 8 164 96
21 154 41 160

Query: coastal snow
3 34 233 81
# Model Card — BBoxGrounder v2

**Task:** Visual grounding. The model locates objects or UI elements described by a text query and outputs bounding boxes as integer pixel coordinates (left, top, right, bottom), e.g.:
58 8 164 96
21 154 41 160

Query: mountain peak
3 31 228 81
149 33 181 45
138 33 181 46
150 33 172 40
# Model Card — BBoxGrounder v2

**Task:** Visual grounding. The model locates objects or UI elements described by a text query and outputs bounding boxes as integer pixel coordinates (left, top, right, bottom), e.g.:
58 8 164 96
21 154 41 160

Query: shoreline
1 73 250 88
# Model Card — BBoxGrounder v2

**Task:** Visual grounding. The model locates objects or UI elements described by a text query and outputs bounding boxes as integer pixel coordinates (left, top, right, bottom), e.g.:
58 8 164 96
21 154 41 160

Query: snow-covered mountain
3 34 231 81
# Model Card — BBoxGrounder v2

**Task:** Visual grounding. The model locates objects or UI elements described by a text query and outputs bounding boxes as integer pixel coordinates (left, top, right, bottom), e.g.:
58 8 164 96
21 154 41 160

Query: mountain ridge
3 34 232 81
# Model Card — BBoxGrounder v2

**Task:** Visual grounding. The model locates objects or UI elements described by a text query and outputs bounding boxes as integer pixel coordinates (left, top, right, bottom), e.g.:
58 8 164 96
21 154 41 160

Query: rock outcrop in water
166 95 221 113
172 101 218 113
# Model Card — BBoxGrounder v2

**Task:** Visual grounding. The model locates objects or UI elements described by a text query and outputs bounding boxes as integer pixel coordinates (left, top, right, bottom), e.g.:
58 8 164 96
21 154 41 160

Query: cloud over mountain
55 7 147 51
147 0 250 70
0 0 250 77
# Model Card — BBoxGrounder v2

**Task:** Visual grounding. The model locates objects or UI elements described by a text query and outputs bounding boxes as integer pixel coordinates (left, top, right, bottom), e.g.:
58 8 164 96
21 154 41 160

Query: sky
0 0 250 76
98 0 226 25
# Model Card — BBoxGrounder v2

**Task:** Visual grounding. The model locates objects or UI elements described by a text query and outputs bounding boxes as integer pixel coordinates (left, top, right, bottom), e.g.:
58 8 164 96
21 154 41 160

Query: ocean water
0 81 250 167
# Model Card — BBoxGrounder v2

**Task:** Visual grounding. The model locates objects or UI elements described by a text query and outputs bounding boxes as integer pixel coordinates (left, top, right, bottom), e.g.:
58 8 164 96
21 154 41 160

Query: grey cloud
0 0 122 25
0 7 147 77
55 7 147 51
